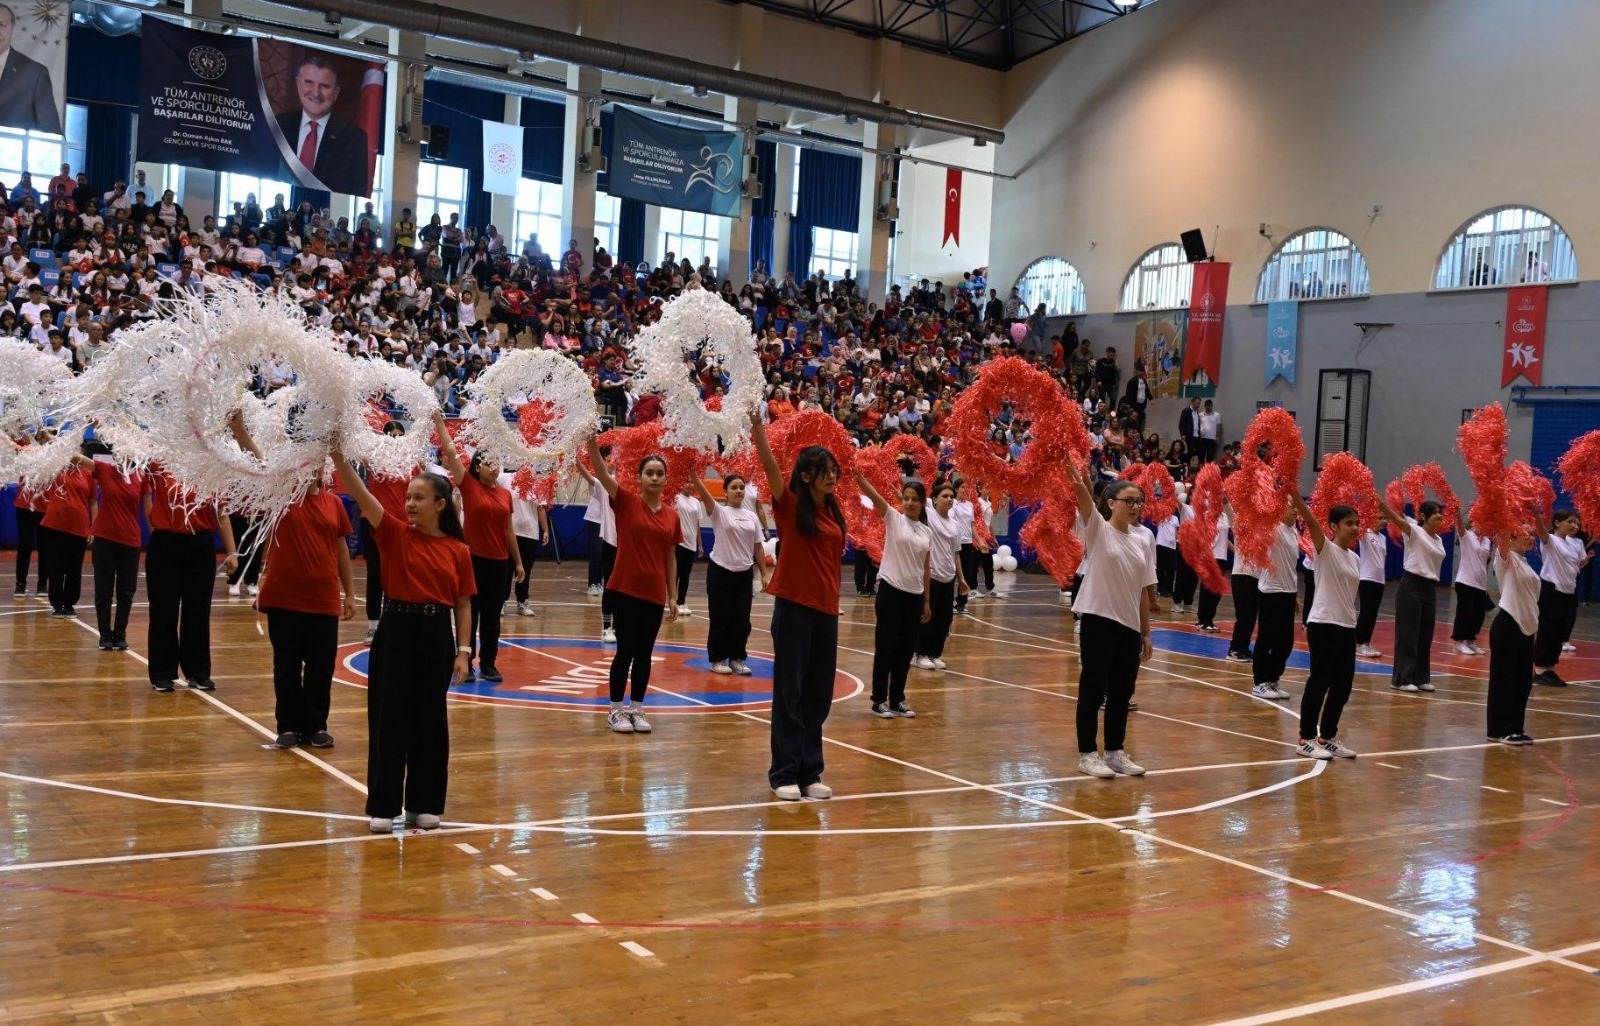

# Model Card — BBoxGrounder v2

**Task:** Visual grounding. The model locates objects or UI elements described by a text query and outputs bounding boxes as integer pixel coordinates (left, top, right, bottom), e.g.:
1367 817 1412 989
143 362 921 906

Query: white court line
1481 786 1511 794
1374 763 1402 769
1425 774 1459 782
455 843 481 855
572 913 599 925
489 864 516 878
0 770 369 822
619 941 656 958
1538 798 1569 807
530 888 558 901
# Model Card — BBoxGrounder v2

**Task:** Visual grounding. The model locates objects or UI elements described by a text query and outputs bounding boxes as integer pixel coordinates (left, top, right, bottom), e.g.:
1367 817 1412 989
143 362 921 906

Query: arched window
1014 257 1087 317
1255 228 1371 302
1119 243 1193 311
1434 205 1577 289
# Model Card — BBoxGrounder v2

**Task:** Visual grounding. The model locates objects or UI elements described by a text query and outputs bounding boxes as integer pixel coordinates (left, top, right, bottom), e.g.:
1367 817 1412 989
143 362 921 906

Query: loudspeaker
1180 228 1208 262
426 124 451 161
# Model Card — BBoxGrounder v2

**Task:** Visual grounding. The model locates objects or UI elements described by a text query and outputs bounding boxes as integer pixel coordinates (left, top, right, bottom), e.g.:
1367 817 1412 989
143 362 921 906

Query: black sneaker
870 701 895 719
478 666 503 683
112 634 129 651
1127 700 1139 712
50 608 73 619
1199 624 1220 633
1491 734 1521 745
190 678 216 692
890 701 917 719
274 731 300 748
12 585 23 597
1533 670 1567 687
305 730 335 748
151 680 176 693
1512 732 1536 745
98 635 114 650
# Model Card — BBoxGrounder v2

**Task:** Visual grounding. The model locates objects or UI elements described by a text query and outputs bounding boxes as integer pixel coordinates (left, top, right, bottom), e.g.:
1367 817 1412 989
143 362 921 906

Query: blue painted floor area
1150 628 1390 675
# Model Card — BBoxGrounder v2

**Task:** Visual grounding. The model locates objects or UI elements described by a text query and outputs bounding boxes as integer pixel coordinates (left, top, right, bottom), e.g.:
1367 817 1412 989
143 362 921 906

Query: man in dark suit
276 54 369 196
0 4 61 134
1178 396 1202 456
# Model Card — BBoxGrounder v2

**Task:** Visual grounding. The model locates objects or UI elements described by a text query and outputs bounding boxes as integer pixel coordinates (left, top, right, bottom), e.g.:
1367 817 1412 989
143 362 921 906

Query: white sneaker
227 582 241 596
677 604 692 616
247 584 259 597
1078 752 1116 779
710 660 733 675
911 655 935 669
413 813 441 830
516 602 533 616
1468 643 1486 655
1073 619 1081 635
601 628 617 644
607 707 634 733
1391 683 1420 693
1356 644 1382 658
1562 642 1577 653
1060 591 1073 605
365 624 377 643
1297 739 1333 760
730 659 752 676
1271 683 1292 699
772 783 802 801
1454 641 1475 656
1416 680 1436 692
368 816 394 833
1253 682 1286 700
802 782 833 799
1318 738 1358 759
1103 750 1146 776
586 584 601 597
627 709 652 734
931 657 947 670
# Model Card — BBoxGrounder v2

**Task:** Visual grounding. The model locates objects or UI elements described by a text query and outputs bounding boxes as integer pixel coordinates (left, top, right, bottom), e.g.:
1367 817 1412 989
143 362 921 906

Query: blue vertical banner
1266 300 1299 386
606 107 743 218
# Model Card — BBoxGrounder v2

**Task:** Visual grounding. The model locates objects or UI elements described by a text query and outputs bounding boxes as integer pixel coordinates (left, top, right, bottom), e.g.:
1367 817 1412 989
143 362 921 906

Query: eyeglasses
1115 497 1146 507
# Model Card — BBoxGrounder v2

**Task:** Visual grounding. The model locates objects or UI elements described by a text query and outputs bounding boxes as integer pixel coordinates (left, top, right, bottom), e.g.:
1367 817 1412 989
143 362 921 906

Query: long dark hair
903 479 928 524
415 472 465 541
788 445 843 537
1097 479 1139 521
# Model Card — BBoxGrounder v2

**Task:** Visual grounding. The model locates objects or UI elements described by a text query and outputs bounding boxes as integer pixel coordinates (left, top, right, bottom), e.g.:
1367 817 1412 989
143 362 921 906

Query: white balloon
996 544 1012 559
999 555 1018 572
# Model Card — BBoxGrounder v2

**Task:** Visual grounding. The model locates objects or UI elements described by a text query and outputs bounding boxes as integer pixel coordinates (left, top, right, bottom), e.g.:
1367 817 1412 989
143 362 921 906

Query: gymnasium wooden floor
2 557 1598 1025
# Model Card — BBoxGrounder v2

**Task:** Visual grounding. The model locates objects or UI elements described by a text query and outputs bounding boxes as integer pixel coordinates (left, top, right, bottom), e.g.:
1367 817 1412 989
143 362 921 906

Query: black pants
365 608 454 818
1197 560 1227 627
1228 573 1260 656
768 597 838 788
917 577 956 659
14 506 46 592
1487 611 1535 737
1300 622 1355 740
1077 613 1142 753
585 521 604 586
362 518 384 621
675 546 695 606
145 530 217 686
599 541 618 626
1253 591 1297 686
1173 552 1198 606
227 514 264 586
1299 566 1316 627
44 529 87 611
1451 583 1491 642
1533 581 1578 667
705 562 753 664
1391 572 1437 687
469 555 512 670
92 538 139 639
957 544 978 609
607 589 664 703
1156 546 1176 597
1356 579 1385 645
513 536 539 604
872 583 922 704
267 608 338 736
976 550 995 591
1197 439 1218 464
853 548 878 594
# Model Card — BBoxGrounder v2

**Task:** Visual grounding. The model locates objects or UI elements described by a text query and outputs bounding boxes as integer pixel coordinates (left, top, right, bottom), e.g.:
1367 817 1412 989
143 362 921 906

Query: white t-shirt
583 477 603 524
878 507 931 595
599 486 616 546
509 490 541 541
708 502 762 573
1211 511 1230 561
951 499 976 546
1257 523 1301 594
1455 529 1491 591
1359 531 1387 584
1074 511 1158 633
1308 542 1360 629
1154 514 1178 549
927 506 961 584
675 494 702 553
1401 519 1445 580
1496 551 1541 636
1539 534 1585 594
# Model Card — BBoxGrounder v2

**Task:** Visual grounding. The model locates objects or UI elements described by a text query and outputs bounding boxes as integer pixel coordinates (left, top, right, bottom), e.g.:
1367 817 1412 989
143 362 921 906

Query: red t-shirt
459 473 511 561
147 469 219 534
259 491 353 617
607 488 682 606
13 483 44 513
374 512 475 607
369 472 412 521
768 489 845 616
40 466 94 537
91 461 147 549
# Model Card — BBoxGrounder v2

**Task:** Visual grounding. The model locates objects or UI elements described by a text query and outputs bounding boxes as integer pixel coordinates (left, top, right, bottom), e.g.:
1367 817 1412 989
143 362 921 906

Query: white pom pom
996 544 1012 559
631 289 763 454
341 358 438 479
461 349 597 473
0 340 73 481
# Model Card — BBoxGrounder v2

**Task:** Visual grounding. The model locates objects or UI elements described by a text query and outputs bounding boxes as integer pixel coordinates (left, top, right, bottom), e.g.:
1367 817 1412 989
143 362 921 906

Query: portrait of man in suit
276 54 369 196
0 3 61 135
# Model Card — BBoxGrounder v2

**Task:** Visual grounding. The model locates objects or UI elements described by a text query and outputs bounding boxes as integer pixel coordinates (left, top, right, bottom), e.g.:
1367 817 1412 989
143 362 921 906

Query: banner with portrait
0 0 69 135
1181 261 1230 398
1131 310 1187 401
136 19 385 197
606 107 743 218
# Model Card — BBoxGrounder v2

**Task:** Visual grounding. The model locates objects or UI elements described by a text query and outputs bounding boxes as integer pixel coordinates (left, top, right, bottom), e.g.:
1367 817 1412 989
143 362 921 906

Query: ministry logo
487 142 517 176
188 45 228 80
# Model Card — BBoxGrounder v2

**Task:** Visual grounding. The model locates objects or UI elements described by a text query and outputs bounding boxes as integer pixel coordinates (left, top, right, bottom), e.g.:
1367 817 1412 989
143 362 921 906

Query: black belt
383 600 452 618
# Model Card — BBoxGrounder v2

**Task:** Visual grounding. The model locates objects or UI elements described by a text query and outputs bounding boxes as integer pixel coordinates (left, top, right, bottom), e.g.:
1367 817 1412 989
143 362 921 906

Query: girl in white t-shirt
1289 492 1362 760
914 482 969 675
673 482 703 615
690 474 769 677
1376 494 1447 693
1063 457 1157 780
1355 530 1388 658
1488 529 1542 743
855 470 931 719
1195 510 1231 633
1250 500 1302 702
1532 509 1594 687
1450 522 1494 655
507 477 548 617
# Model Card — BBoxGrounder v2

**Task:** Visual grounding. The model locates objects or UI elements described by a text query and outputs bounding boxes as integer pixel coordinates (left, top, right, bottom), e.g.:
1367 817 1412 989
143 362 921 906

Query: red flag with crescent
943 168 961 248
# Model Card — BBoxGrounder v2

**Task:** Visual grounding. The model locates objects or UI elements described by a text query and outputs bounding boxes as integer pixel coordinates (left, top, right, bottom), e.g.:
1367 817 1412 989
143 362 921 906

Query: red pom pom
763 411 868 546
1019 496 1084 587
1178 463 1230 595
960 481 997 549
1458 404 1519 549
882 435 938 486
948 356 1089 504
590 423 710 498
1310 452 1379 531
1557 430 1600 535
850 445 905 562
1224 408 1306 567
510 466 557 505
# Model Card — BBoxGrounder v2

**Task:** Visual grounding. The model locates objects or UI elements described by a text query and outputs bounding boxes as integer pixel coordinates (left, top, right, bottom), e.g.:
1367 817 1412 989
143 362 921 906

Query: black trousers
917 577 957 658
513 535 539 604
768 597 838 788
1533 581 1578 667
1487 611 1535 737
607 589 664 703
1228 573 1260 656
1391 572 1437 687
14 507 47 591
675 546 695 606
1299 566 1316 628
1451 583 1491 641
1156 546 1176 597
872 583 922 704
976 550 995 591
44 529 87 611
705 562 754 663
853 548 878 593
365 608 454 818
1300 622 1355 740
957 544 978 609
1253 591 1297 685
585 520 604 586
598 541 618 625
362 518 384 621
226 514 264 586
1356 580 1385 645
1196 559 1227 627
266 608 338 736
1173 551 1198 606
469 555 512 669
1197 439 1218 464
145 530 217 686
92 538 139 638
1077 613 1142 753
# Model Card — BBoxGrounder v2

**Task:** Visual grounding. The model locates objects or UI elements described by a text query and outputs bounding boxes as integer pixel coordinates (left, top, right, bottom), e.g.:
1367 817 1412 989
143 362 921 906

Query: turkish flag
1501 285 1547 387
943 168 961 248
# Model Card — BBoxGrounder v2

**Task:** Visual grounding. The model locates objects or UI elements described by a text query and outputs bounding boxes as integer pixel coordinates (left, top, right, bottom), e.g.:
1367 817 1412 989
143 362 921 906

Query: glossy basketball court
2 562 1597 1024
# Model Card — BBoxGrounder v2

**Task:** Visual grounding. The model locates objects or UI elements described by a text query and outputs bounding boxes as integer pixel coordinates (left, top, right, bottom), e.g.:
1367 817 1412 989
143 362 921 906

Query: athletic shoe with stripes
1296 739 1333 760
1317 738 1358 759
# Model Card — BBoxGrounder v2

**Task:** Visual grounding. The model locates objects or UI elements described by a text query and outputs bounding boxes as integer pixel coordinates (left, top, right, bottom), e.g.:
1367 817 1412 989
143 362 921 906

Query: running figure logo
686 146 738 196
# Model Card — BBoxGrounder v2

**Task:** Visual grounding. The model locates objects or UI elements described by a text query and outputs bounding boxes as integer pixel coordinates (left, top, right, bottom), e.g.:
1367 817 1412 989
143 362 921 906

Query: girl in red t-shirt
333 448 476 834
85 449 148 650
40 454 95 618
584 433 681 735
437 422 525 683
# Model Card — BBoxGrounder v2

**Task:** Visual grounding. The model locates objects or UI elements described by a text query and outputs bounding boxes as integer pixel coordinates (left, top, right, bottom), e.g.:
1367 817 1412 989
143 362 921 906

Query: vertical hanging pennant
1181 262 1230 394
481 120 523 197
942 168 962 248
1502 285 1548 387
1265 300 1299 386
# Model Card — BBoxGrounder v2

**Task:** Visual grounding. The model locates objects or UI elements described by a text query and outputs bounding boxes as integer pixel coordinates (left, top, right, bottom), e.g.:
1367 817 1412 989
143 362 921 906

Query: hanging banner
1132 310 1187 400
482 119 522 197
943 167 962 247
1501 284 1547 387
605 107 742 218
1181 261 1230 397
136 19 385 197
1265 299 1299 386
0 1 66 135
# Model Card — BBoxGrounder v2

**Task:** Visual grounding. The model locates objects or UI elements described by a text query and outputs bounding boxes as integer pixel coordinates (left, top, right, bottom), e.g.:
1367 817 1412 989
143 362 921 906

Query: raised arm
1375 491 1412 537
1290 490 1325 553
690 474 717 517
852 467 891 518
1062 455 1095 523
751 414 784 499
1531 513 1550 544
432 409 466 484
332 446 386 528
228 408 264 461
583 433 619 499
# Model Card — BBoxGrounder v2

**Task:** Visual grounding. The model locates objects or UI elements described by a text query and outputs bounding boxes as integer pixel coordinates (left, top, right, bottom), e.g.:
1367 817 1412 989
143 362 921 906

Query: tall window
1255 228 1370 302
1434 206 1578 289
514 178 562 258
0 104 87 193
344 153 386 236
416 162 468 227
658 207 718 273
593 192 620 258
810 227 857 279
218 171 294 221
1014 256 1087 316
1119 243 1193 311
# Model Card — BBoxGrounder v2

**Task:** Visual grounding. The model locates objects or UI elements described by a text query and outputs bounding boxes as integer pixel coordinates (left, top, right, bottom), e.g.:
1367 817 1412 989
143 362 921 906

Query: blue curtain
464 168 490 234
423 80 505 169
66 26 140 107
291 186 331 213
84 104 133 195
749 139 777 276
521 98 565 184
617 197 645 266
788 147 861 279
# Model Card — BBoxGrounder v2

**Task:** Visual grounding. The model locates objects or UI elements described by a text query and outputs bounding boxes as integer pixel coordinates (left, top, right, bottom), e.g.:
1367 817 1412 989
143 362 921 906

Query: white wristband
456 646 471 654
